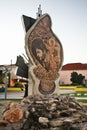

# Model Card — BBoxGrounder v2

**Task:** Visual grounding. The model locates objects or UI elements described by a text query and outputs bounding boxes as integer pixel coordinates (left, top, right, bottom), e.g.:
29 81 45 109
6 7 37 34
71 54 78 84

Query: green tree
70 72 78 84
70 72 85 85
0 70 5 84
78 74 85 85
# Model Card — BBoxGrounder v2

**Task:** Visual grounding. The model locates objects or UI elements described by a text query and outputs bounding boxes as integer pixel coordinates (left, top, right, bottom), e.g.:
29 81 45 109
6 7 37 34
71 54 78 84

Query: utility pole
4 66 9 99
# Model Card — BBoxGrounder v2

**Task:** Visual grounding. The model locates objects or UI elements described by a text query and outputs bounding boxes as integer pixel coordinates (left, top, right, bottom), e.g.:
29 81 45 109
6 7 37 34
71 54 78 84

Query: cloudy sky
0 0 87 65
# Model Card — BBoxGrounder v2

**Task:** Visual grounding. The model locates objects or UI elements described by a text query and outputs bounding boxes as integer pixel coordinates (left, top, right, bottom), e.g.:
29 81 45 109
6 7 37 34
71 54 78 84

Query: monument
0 5 87 130
23 5 63 95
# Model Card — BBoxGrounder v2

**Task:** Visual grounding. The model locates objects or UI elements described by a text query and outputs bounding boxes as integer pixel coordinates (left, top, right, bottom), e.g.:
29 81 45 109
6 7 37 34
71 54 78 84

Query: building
60 63 87 85
0 64 27 87
1 62 87 87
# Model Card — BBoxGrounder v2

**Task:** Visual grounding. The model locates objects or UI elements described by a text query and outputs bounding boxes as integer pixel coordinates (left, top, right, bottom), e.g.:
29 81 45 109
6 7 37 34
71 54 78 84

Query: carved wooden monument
23 6 63 95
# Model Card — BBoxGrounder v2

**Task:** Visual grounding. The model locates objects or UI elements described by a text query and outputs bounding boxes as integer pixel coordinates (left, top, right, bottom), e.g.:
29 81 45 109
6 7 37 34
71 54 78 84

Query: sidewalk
0 91 24 99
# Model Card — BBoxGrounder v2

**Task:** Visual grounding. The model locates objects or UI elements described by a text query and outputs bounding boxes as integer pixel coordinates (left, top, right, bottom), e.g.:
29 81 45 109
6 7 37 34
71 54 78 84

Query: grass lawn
0 99 21 103
77 99 87 103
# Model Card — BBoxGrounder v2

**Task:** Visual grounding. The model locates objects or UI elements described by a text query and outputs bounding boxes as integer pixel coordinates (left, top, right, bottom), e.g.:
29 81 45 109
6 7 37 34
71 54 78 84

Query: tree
70 72 85 85
78 74 85 85
0 70 5 84
70 72 78 84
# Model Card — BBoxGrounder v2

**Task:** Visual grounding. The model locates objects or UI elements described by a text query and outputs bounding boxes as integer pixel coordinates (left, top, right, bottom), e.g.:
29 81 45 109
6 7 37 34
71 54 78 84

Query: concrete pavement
0 89 73 99
0 89 87 100
0 91 24 99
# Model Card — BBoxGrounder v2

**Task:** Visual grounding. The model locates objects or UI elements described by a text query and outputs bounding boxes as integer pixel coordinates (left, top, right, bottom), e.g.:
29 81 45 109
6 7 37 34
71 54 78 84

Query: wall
60 70 87 85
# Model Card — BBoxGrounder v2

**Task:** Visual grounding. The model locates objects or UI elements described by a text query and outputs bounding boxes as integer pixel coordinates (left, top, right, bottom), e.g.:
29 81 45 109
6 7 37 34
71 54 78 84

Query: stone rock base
0 94 87 130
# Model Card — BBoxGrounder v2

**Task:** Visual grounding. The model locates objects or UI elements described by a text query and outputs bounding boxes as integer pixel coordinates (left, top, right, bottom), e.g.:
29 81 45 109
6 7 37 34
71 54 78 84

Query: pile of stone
0 94 87 130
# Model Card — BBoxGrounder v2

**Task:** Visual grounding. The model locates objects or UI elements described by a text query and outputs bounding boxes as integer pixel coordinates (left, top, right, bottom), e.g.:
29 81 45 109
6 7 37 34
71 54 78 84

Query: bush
14 82 24 89
0 87 5 92
71 83 79 86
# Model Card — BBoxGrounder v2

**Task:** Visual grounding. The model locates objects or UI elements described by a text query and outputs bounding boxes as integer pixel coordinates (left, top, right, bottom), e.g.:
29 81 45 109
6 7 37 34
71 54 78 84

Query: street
0 89 87 100
0 89 74 99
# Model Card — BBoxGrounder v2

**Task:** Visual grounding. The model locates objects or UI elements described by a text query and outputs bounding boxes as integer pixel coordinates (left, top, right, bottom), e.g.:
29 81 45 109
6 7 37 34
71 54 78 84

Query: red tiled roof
62 63 87 70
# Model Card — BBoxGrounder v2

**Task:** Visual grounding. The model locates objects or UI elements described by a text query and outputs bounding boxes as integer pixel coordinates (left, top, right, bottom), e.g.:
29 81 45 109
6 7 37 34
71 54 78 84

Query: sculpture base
28 77 60 96
0 94 87 130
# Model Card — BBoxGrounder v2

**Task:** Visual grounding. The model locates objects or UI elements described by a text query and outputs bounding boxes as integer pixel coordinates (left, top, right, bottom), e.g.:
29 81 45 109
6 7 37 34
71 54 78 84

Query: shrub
0 87 5 92
14 82 24 89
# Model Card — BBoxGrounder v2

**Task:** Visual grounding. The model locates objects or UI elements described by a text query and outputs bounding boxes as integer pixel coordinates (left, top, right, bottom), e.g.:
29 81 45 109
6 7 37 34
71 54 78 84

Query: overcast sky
0 0 87 65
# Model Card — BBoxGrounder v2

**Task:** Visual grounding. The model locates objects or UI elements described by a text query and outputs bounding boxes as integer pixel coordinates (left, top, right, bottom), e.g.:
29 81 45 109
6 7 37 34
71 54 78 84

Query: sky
0 0 87 65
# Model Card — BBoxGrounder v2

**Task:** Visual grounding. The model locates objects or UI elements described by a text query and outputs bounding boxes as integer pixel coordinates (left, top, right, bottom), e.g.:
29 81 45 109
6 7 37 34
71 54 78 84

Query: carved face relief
25 14 63 95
